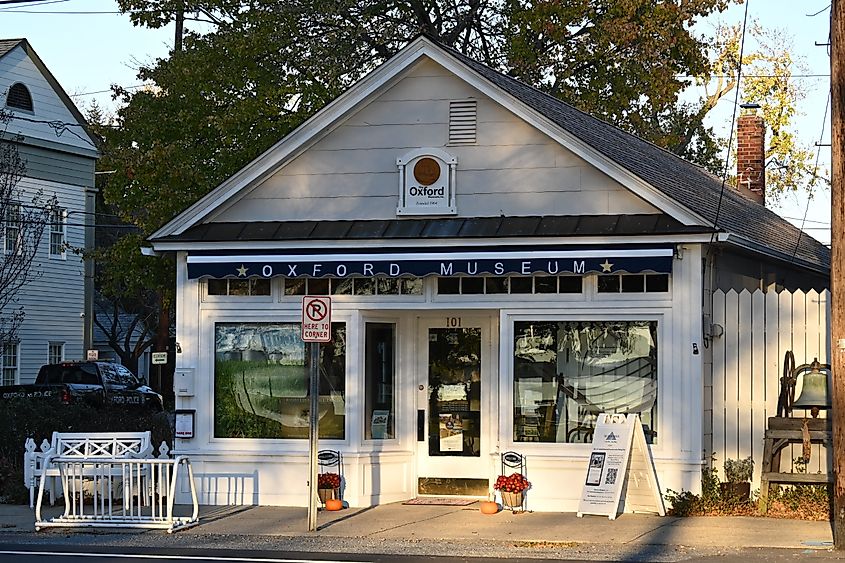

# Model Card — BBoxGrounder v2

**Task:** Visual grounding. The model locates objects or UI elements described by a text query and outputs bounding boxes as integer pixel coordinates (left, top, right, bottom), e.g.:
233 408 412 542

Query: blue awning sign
186 248 674 279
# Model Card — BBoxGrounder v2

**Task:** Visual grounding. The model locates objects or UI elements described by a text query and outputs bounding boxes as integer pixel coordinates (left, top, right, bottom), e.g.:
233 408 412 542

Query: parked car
0 361 163 411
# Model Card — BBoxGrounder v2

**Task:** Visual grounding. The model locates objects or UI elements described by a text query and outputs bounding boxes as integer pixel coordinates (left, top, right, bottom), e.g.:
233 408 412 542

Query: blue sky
0 0 833 244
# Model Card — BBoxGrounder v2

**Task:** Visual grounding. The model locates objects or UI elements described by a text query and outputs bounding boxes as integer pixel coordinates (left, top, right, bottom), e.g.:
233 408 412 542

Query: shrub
0 399 172 503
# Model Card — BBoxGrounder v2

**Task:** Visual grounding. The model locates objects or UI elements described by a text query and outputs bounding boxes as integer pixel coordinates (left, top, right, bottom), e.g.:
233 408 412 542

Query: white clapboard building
0 39 98 383
148 37 829 511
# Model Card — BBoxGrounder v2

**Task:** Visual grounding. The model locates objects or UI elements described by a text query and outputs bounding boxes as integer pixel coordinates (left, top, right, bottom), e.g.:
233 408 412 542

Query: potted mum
494 472 530 510
317 472 341 504
721 457 753 502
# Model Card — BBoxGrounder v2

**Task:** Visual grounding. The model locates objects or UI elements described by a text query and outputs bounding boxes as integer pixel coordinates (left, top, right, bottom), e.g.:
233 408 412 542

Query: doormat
402 498 477 506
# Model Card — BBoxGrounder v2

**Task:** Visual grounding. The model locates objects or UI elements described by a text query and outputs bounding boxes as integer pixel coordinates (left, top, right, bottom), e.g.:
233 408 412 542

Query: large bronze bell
792 358 832 417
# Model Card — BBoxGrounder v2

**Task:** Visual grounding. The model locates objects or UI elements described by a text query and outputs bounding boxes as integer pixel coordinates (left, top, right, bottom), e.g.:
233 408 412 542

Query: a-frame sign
577 413 665 520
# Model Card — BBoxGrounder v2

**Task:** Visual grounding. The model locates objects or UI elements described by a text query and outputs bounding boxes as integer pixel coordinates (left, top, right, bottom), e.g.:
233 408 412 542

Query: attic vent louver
449 99 477 145
6 83 33 111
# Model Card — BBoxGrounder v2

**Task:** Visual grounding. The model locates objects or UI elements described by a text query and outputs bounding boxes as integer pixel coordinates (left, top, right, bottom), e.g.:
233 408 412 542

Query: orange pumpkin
479 500 499 514
325 498 343 511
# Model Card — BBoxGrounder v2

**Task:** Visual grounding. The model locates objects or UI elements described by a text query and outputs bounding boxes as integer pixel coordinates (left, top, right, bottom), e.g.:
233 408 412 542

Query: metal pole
307 342 320 532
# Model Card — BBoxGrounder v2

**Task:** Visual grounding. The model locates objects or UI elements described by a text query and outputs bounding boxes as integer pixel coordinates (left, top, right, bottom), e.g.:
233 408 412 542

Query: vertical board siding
709 289 830 486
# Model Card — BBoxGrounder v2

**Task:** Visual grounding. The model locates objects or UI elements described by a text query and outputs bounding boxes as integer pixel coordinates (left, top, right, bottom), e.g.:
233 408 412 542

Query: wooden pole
831 0 845 549
175 7 184 52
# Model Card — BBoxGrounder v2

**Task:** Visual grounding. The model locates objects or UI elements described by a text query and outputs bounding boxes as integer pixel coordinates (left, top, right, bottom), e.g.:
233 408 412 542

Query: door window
427 328 481 457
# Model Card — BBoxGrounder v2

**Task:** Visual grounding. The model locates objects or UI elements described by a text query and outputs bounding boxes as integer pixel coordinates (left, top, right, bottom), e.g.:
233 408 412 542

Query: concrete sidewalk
0 502 836 560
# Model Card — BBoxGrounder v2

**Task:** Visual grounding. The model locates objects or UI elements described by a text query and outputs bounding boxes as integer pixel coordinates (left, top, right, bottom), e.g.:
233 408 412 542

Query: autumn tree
0 109 57 344
675 22 820 198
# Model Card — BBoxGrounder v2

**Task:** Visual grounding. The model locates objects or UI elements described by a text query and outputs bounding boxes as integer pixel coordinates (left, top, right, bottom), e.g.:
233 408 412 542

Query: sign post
152 352 167 393
302 296 331 532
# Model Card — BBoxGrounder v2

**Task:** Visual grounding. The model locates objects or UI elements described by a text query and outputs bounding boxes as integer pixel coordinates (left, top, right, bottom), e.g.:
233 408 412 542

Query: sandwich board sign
301 296 332 342
576 413 665 520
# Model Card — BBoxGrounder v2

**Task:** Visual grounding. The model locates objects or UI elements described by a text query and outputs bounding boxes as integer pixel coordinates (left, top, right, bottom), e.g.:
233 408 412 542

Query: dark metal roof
439 44 830 273
156 214 709 243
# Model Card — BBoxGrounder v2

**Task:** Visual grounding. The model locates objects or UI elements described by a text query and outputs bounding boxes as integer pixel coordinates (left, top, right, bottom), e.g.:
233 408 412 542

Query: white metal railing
35 454 199 533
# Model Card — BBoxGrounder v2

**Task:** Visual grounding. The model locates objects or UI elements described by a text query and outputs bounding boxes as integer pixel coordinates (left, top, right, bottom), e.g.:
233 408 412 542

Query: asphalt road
0 545 840 563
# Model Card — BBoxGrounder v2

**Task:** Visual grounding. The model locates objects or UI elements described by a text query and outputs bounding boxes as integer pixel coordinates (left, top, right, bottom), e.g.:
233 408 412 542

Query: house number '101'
446 317 461 327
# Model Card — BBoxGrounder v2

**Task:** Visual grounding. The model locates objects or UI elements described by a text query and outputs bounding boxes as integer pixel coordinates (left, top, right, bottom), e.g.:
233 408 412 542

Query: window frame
502 312 663 452
49 206 67 259
210 318 349 443
48 341 64 364
1 342 19 385
3 202 21 255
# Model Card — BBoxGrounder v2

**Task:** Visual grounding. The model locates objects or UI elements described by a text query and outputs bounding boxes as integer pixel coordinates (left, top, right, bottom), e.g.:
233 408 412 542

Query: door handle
417 410 425 441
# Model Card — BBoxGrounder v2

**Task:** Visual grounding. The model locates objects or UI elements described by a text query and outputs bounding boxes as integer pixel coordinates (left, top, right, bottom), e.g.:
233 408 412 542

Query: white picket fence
707 288 830 487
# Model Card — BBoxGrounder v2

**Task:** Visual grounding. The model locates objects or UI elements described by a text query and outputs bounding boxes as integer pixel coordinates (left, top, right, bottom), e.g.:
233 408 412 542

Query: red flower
493 473 530 493
318 472 341 489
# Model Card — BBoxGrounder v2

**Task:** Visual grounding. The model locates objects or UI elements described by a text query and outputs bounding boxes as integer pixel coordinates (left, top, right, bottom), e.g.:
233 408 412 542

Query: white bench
24 432 152 507
32 432 198 532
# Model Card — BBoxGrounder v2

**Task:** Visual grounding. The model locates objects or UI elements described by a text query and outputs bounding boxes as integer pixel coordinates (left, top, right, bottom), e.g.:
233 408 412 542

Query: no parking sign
301 296 332 342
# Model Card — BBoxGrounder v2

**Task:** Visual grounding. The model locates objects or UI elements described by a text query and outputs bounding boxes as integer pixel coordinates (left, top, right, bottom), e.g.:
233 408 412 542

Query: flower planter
501 491 524 509
720 482 751 502
318 487 340 504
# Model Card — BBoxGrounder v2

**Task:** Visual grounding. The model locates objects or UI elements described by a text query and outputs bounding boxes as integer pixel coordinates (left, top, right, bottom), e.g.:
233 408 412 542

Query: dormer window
6 83 33 111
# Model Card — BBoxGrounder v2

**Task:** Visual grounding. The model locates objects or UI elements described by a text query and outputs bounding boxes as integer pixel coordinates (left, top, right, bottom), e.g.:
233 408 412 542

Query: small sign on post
86 349 98 361
151 352 168 365
302 295 331 532
302 296 332 342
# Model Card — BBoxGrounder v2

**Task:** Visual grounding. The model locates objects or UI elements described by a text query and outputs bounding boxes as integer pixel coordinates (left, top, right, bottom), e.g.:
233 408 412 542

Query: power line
712 0 751 233
69 84 149 98
791 89 832 260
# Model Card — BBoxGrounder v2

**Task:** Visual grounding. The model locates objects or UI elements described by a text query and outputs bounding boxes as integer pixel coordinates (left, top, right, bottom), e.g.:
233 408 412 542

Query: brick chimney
736 103 766 205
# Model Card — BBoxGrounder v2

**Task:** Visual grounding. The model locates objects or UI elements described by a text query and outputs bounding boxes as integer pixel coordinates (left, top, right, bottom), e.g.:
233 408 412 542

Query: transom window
49 206 66 257
513 320 657 444
207 278 271 296
6 83 33 111
597 274 669 293
2 342 18 385
283 276 423 296
437 275 583 295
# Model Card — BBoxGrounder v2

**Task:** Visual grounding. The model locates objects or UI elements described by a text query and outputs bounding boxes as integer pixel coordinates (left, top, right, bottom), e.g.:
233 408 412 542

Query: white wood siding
11 176 86 382
0 45 95 153
213 58 659 222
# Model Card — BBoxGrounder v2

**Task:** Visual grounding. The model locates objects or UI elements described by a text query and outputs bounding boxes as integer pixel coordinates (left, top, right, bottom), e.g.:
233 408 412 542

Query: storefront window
214 322 346 439
364 323 395 440
513 320 657 444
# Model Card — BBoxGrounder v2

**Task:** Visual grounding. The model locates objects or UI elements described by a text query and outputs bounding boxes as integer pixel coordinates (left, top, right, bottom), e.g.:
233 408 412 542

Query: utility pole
174 4 184 51
831 0 845 549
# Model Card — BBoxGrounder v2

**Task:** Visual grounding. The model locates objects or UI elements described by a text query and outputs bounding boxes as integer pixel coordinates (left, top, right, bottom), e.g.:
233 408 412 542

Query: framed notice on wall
175 409 195 439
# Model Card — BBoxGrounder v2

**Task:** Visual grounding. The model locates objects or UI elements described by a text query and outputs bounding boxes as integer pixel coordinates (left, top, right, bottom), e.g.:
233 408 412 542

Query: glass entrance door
417 316 490 496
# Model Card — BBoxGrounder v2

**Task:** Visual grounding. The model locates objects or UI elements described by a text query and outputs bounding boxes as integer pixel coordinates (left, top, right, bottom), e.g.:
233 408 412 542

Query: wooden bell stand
758 416 832 514
758 351 833 514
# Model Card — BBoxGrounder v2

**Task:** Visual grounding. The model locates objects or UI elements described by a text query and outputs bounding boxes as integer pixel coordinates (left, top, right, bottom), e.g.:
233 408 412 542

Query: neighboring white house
149 37 829 511
0 38 98 384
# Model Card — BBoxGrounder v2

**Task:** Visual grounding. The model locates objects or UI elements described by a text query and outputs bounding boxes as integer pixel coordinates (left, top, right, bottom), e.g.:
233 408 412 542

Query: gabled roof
150 36 829 274
0 38 97 150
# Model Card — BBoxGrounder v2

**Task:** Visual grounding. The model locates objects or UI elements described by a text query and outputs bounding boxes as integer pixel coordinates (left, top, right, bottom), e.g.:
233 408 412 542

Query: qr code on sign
605 468 618 485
